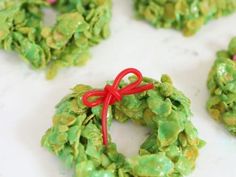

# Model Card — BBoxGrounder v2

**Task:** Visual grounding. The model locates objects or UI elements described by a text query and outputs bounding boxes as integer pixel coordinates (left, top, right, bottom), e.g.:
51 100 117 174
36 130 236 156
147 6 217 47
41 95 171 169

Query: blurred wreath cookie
0 0 111 79
42 68 204 177
207 37 236 134
134 0 236 36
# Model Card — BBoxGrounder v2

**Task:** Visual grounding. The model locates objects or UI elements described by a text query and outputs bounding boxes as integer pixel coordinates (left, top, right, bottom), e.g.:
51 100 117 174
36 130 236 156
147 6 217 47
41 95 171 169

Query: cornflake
0 0 111 79
207 37 236 135
134 0 236 36
42 74 204 177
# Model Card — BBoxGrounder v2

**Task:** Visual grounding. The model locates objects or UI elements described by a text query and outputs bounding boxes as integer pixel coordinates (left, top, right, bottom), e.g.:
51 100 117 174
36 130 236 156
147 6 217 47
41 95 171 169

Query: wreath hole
110 120 150 157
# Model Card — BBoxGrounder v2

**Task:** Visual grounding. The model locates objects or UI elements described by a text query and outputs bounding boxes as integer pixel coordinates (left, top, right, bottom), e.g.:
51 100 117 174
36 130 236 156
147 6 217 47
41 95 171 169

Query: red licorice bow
47 0 57 4
82 68 154 145
233 54 236 61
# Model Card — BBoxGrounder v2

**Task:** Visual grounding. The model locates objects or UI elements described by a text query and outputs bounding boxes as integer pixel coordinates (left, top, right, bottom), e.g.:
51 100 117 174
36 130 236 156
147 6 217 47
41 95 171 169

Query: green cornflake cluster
134 0 236 36
42 75 204 177
207 37 236 135
0 0 111 79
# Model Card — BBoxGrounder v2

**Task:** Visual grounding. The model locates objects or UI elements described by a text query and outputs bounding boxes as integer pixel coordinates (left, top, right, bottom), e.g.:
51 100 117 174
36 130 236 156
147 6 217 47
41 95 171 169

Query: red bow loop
233 54 236 61
82 68 154 145
47 0 57 4
82 90 105 107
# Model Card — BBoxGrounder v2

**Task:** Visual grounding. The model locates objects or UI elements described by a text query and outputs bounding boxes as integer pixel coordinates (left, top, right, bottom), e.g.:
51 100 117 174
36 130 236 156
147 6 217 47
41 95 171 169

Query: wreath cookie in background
207 37 236 135
42 68 204 177
134 0 236 36
0 0 111 79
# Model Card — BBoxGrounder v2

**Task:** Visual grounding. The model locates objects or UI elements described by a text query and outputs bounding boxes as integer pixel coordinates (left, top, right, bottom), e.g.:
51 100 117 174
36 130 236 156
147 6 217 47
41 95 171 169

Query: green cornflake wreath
134 0 236 36
42 74 204 177
207 37 236 135
0 0 111 79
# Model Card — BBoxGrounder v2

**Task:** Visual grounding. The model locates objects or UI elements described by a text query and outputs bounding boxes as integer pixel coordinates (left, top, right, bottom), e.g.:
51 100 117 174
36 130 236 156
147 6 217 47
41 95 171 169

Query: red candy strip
47 0 57 4
82 68 154 145
233 54 236 61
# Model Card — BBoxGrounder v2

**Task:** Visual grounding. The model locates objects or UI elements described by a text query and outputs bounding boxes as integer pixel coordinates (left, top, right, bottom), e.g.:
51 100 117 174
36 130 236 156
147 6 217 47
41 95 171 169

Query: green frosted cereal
207 37 236 135
134 0 236 36
0 0 112 79
42 74 204 177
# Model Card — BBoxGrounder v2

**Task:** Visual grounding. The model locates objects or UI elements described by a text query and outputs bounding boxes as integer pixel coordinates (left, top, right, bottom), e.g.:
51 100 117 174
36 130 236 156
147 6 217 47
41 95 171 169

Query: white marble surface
1 1 236 177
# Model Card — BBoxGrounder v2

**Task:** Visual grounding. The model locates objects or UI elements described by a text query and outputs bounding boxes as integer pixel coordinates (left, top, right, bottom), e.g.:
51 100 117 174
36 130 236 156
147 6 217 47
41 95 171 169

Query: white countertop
1 1 236 177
